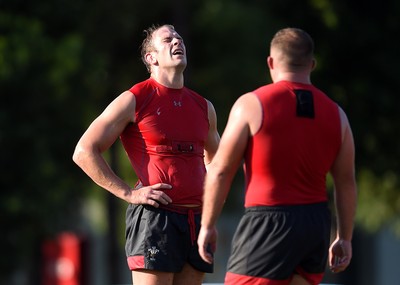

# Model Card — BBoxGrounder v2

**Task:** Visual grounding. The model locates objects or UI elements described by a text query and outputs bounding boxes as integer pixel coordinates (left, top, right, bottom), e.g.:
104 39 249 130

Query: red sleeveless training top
120 78 209 205
244 80 341 207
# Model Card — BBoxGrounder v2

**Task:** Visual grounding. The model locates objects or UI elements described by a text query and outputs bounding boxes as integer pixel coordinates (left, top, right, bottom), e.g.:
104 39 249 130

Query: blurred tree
309 0 400 233
0 8 92 281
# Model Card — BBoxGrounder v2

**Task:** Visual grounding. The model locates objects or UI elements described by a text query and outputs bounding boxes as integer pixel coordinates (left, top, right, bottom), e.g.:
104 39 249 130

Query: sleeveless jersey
244 80 341 207
120 78 209 205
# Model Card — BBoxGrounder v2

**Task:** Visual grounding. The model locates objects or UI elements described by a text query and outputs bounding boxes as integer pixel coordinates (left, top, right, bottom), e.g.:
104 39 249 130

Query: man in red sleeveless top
198 28 357 285
73 24 220 285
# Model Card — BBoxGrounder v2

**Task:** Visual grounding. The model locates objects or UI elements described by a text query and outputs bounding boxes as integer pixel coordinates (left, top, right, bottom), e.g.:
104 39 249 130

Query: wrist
336 237 352 243
122 187 134 202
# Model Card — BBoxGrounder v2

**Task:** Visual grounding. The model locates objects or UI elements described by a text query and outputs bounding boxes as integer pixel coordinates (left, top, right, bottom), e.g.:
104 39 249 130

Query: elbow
209 165 233 184
209 159 237 178
72 145 85 166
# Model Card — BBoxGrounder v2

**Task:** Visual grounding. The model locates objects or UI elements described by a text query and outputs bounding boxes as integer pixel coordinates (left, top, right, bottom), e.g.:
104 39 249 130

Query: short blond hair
270 28 314 71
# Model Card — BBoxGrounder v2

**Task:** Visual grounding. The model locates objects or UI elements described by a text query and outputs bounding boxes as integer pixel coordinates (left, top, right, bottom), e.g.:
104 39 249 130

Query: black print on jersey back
295 89 315 118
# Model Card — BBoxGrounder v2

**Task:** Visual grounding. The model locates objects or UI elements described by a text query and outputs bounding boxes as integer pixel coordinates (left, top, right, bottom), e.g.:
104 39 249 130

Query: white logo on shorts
148 246 160 261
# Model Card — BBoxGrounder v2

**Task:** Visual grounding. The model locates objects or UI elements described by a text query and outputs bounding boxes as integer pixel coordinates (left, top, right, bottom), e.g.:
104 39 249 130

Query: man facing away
198 27 357 285
73 24 220 285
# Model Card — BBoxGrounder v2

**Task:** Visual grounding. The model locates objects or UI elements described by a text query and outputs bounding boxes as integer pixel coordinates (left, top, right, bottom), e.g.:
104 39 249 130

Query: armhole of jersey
337 104 345 143
252 92 264 136
185 89 208 112
133 88 157 120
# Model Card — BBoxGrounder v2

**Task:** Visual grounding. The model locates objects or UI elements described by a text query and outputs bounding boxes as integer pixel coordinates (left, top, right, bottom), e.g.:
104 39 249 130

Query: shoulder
129 78 156 97
104 90 136 110
183 86 209 111
115 90 136 105
184 86 206 101
230 93 261 125
233 92 261 112
337 105 351 140
229 92 262 135
205 99 217 122
129 77 152 90
253 82 281 94
103 90 136 122
128 78 160 113
205 98 216 111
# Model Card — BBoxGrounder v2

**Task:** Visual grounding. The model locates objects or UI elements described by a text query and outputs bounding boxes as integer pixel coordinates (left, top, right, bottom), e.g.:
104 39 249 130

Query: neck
272 71 311 84
151 68 184 89
272 72 311 84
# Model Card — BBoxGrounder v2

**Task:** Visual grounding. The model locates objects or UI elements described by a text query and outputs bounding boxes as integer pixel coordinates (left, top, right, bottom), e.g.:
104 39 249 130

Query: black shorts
225 203 331 285
125 204 213 273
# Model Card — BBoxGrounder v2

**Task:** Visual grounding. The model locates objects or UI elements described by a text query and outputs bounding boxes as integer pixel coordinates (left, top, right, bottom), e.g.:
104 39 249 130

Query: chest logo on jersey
173 100 182 107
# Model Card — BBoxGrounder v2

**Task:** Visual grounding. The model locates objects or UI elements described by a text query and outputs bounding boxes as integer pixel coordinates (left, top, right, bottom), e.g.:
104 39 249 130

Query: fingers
197 228 216 264
152 183 173 190
152 191 172 206
329 239 352 273
330 256 349 273
199 244 214 264
150 184 173 205
131 183 173 206
145 188 172 207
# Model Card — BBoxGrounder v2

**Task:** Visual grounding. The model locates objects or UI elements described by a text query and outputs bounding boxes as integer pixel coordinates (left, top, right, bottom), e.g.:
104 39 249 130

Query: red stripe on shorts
295 266 324 285
225 272 291 285
127 255 145 270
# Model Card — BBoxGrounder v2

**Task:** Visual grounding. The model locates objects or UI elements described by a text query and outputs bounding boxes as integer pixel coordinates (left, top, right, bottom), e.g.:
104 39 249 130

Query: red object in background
41 232 81 285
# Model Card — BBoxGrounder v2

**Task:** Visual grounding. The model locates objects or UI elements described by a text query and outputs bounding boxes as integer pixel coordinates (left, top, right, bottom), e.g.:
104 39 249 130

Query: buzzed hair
140 24 175 73
270 28 314 71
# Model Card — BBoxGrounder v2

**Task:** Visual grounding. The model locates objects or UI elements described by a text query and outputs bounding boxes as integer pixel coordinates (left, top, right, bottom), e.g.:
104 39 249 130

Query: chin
177 62 187 69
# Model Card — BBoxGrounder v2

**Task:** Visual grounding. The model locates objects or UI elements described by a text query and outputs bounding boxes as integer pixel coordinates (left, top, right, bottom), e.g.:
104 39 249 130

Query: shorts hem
225 272 291 285
127 256 181 273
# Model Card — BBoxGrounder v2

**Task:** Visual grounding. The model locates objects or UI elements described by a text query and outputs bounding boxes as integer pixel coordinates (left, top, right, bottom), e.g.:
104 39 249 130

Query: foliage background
1 0 399 284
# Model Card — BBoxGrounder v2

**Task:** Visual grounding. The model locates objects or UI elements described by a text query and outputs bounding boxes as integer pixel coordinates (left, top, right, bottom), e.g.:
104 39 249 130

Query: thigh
132 269 174 285
173 263 205 285
290 274 312 285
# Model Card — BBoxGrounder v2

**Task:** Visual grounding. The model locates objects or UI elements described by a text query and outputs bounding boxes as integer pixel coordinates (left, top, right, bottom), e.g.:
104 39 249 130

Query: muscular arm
198 93 261 263
204 100 220 169
73 91 172 206
329 107 357 272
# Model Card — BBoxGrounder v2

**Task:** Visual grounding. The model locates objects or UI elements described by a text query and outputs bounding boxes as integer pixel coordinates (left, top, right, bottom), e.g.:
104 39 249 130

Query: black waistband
158 204 202 215
245 202 328 213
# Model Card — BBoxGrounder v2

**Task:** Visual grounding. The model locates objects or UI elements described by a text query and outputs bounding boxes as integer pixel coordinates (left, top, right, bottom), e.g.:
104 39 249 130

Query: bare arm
204 100 220 169
329 107 357 273
198 93 261 263
72 91 172 206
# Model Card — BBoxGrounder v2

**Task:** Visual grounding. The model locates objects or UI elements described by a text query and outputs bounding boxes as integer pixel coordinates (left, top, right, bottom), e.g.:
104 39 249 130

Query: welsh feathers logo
147 246 160 261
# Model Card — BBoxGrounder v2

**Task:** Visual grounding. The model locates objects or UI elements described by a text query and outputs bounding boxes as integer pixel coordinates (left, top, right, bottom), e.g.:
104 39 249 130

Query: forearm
73 148 131 201
201 168 232 229
334 184 357 241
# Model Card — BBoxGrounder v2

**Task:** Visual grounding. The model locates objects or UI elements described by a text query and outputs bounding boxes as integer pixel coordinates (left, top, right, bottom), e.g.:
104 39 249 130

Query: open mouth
172 49 184 55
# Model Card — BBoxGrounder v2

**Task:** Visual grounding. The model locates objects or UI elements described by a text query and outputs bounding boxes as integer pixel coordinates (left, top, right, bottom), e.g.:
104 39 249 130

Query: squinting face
149 26 187 71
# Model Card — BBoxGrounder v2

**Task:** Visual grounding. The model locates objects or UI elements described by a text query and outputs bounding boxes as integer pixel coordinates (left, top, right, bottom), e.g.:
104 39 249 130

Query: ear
267 56 274 69
311 58 317 71
145 52 157 65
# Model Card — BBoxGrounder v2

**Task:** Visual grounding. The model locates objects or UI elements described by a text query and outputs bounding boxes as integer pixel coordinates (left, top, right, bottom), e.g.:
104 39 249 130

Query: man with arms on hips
198 27 357 285
73 24 220 285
